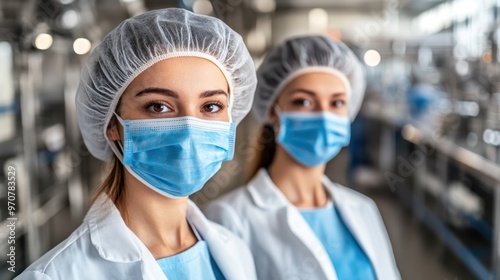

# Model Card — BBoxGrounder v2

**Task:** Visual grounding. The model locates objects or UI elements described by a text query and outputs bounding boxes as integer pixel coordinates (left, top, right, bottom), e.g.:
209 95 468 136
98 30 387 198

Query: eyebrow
199 89 228 98
288 88 346 97
135 87 178 98
135 88 228 99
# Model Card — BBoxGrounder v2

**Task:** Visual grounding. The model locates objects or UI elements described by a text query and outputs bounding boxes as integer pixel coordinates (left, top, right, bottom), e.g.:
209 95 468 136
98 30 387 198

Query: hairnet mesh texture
76 8 256 161
253 35 365 123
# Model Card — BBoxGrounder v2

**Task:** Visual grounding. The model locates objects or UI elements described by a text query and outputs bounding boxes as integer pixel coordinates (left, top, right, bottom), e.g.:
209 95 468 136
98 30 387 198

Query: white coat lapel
248 170 337 280
284 205 338 280
136 240 171 280
325 180 380 278
186 200 248 280
88 195 168 280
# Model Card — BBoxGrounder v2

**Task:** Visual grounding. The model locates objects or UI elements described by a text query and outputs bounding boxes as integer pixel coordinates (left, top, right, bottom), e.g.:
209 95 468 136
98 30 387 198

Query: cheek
338 107 349 116
219 110 230 122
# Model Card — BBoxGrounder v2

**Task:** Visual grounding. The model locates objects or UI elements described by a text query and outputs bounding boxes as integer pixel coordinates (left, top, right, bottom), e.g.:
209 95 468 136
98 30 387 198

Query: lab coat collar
86 195 217 263
247 169 337 279
247 168 291 209
86 195 247 280
323 178 381 279
247 168 362 210
86 194 143 263
186 200 250 280
247 168 380 279
247 168 366 211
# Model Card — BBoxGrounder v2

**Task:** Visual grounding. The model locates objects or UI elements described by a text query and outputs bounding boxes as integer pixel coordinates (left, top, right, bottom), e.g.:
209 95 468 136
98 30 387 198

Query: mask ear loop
227 102 233 123
226 86 234 123
272 105 283 135
109 111 125 163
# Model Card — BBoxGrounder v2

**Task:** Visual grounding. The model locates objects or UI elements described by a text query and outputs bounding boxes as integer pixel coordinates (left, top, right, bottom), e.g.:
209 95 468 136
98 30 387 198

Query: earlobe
269 106 280 132
107 124 120 141
269 106 277 122
269 115 280 134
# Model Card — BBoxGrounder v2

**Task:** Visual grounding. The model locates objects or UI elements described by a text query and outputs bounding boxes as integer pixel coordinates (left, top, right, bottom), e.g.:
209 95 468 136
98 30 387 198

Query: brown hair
90 113 126 207
91 157 125 206
247 124 277 181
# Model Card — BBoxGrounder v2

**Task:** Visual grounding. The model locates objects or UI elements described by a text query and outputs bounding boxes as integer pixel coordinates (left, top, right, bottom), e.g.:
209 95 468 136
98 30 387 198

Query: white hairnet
253 35 365 123
76 8 256 161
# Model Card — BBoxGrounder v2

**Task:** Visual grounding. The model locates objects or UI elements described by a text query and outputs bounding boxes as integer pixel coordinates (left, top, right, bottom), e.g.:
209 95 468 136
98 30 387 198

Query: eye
144 102 171 113
291 99 312 107
202 102 224 113
331 100 345 108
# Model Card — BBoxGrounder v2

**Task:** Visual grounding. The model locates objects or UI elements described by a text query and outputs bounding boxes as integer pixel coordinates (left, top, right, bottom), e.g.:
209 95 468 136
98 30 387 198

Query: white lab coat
16 194 257 280
204 168 400 280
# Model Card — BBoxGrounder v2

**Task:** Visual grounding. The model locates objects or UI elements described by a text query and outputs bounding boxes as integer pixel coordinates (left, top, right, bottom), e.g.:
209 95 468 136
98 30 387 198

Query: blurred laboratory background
0 0 499 279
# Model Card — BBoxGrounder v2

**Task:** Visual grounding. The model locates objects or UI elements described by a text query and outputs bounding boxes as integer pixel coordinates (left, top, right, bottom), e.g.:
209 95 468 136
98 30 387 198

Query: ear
269 109 278 125
107 116 121 141
268 106 280 132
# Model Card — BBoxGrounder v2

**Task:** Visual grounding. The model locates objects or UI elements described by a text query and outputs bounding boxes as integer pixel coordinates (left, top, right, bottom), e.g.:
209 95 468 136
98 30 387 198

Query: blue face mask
276 111 351 167
113 114 236 198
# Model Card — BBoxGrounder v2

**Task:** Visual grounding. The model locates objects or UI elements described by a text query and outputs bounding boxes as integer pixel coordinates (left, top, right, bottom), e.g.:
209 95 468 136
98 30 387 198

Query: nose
178 105 198 118
315 100 330 112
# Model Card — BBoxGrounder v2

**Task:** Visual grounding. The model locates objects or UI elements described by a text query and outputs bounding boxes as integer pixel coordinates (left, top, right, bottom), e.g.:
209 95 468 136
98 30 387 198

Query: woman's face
271 72 348 120
108 57 229 139
120 57 229 120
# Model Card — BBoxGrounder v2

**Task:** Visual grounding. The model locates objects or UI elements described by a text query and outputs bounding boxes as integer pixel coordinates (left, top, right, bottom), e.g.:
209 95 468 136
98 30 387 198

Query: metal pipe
493 183 500 279
19 52 42 263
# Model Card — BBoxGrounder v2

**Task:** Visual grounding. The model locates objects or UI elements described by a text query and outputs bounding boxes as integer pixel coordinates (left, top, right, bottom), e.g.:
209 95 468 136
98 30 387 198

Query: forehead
281 72 347 96
123 57 230 97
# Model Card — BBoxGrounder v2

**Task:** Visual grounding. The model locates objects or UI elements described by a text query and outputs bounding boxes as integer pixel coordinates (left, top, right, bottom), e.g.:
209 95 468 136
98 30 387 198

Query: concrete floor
366 188 477 280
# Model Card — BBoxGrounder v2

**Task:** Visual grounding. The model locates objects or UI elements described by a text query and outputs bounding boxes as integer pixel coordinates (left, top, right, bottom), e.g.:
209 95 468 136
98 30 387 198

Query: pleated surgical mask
112 112 236 198
276 111 350 167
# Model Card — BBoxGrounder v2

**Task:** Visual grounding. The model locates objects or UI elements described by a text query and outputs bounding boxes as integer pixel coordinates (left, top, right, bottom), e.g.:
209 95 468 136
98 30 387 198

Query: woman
205 36 400 280
17 8 257 280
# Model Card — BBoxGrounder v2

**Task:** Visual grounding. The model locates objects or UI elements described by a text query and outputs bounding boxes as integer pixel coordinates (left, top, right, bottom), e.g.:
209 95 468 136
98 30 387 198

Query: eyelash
291 99 312 106
202 101 225 113
142 101 226 114
290 99 345 108
143 101 171 114
331 100 345 107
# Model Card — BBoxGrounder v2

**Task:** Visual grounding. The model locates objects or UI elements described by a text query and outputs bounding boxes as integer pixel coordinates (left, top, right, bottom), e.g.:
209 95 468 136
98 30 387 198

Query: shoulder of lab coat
186 200 257 280
204 168 401 280
15 195 257 280
322 176 401 280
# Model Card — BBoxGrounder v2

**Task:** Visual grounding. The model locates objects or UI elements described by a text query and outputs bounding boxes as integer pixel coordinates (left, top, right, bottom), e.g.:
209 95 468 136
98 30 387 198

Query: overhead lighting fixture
61 9 80 29
246 29 266 53
412 0 478 34
34 33 53 50
193 0 213 15
59 0 74 4
73 38 92 55
364 50 381 67
455 60 469 76
484 129 500 146
253 0 275 13
308 8 328 32
120 0 146 16
482 52 492 64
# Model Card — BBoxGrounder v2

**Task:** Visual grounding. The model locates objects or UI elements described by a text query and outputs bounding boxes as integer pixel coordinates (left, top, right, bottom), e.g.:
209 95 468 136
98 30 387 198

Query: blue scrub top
300 202 376 280
156 240 225 280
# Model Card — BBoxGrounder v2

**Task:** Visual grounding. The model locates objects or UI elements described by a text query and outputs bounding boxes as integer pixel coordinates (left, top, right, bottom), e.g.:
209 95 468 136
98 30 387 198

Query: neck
268 145 328 208
117 170 197 259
